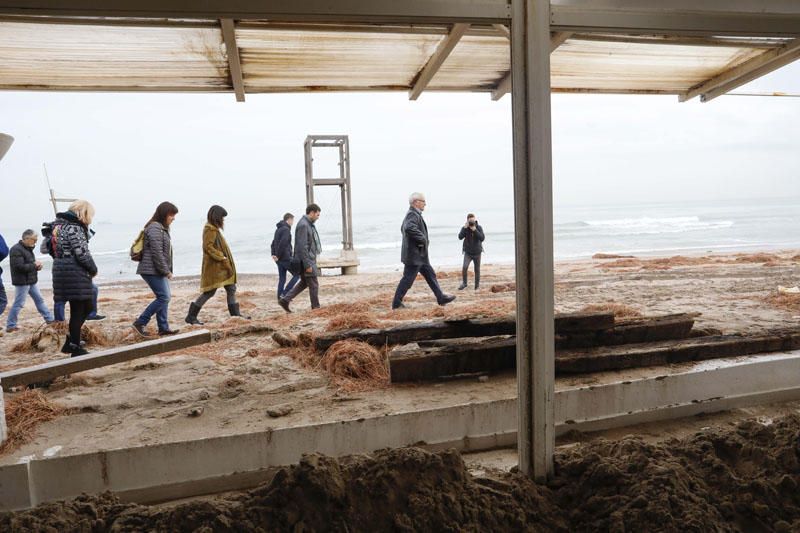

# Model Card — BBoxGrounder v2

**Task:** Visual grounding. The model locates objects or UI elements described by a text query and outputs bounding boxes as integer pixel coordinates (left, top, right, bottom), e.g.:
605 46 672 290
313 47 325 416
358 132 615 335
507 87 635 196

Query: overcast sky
1 62 798 228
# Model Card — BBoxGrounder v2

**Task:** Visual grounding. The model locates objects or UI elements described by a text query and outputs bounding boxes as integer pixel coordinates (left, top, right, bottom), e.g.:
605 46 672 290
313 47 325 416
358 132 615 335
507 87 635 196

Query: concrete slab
4 351 800 510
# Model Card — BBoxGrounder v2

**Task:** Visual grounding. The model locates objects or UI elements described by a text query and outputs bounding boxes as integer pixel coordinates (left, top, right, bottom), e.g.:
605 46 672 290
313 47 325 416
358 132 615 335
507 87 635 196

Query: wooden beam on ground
313 311 614 351
220 18 245 102
492 31 571 101
389 328 800 383
408 22 469 100
0 330 211 390
680 39 800 102
557 313 697 349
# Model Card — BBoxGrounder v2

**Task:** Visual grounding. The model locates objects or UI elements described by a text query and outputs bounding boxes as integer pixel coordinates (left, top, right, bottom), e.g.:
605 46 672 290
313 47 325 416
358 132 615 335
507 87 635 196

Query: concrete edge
2 352 800 510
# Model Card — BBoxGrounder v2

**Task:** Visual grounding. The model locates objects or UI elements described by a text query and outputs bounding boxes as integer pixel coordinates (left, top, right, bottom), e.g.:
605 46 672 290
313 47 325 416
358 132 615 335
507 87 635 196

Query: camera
468 220 476 227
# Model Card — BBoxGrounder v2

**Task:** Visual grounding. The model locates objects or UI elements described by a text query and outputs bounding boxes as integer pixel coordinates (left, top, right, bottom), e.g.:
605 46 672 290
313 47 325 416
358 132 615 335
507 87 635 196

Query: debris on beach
0 390 65 455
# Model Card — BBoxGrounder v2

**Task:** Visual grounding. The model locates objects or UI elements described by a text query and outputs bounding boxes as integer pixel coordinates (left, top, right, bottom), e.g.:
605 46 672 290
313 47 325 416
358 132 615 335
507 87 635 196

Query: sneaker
391 302 408 310
438 294 456 306
69 344 90 357
5 326 19 333
458 284 467 291
278 298 292 313
158 328 180 336
86 314 107 321
132 322 152 338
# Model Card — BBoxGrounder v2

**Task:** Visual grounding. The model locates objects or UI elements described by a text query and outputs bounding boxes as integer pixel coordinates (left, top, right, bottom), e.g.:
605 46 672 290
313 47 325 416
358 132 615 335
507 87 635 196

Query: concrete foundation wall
3 352 800 511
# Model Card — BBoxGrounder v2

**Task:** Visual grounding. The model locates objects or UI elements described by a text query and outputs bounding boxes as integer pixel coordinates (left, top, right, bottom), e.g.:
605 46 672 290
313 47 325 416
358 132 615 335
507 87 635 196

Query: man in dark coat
0 233 8 323
278 204 322 312
391 193 456 310
6 229 54 332
458 213 485 290
271 212 300 299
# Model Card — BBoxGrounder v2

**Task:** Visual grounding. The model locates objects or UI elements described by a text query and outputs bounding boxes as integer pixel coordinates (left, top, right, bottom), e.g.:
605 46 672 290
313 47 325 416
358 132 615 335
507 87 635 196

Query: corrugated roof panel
550 40 767 93
237 28 442 91
0 21 228 90
431 34 509 90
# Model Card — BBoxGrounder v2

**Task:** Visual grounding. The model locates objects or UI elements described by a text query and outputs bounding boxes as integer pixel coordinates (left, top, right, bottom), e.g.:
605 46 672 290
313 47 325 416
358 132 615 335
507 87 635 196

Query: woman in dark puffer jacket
51 200 98 356
133 201 179 337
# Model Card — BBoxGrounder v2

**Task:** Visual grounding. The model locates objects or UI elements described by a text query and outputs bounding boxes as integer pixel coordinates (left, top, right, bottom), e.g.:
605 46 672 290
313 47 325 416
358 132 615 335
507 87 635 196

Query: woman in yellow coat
185 205 248 324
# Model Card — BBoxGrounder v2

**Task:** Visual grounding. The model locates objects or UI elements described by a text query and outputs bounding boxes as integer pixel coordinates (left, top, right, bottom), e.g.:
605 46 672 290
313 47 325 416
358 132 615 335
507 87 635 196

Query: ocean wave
356 241 402 251
559 216 735 236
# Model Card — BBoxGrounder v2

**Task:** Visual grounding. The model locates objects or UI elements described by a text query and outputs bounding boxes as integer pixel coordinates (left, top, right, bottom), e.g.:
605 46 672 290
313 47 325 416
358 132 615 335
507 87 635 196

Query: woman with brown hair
185 205 248 325
51 199 98 356
132 201 179 336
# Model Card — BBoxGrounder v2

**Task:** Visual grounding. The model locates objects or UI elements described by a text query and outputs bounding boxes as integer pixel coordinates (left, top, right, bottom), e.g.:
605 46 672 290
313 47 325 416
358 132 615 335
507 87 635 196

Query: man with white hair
391 192 456 309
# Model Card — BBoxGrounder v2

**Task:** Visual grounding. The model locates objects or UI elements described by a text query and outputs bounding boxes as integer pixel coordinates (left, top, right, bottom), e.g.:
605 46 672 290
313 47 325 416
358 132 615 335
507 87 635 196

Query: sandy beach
1 250 800 464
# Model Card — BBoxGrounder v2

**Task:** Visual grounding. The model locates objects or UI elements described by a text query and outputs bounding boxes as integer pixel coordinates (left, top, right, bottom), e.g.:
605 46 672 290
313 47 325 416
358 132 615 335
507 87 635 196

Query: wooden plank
314 311 613 351
556 313 697 349
0 330 212 390
408 22 469 100
492 31 571 101
557 330 800 373
388 329 800 382
220 18 245 102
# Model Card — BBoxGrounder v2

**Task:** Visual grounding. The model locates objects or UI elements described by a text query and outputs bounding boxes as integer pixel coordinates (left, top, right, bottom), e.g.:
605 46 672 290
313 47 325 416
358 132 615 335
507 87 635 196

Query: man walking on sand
278 204 322 312
271 212 300 299
391 192 456 310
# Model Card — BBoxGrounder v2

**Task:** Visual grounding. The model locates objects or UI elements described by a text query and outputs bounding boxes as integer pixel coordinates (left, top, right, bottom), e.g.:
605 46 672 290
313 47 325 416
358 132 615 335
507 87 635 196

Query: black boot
185 302 204 325
61 335 86 354
228 303 251 319
69 343 89 358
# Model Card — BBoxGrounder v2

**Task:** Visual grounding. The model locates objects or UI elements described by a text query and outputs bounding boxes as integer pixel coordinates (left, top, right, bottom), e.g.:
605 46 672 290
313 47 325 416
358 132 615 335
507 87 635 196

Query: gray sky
1 62 798 228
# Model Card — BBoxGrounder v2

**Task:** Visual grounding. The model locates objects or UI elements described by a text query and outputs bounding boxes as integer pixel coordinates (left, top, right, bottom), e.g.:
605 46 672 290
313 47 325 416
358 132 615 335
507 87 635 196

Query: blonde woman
51 200 98 356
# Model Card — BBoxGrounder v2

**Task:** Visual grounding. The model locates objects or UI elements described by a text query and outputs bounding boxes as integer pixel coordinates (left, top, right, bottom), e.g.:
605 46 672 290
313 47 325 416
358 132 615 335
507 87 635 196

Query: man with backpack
42 221 105 322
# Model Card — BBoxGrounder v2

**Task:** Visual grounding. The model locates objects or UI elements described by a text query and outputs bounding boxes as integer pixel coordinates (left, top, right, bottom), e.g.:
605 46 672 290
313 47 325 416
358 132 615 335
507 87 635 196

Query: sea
6 196 800 286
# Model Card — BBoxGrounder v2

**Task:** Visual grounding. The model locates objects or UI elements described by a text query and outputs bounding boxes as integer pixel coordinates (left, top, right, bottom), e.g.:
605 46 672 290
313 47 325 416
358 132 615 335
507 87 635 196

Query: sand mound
0 390 65 455
5 414 800 531
321 340 389 391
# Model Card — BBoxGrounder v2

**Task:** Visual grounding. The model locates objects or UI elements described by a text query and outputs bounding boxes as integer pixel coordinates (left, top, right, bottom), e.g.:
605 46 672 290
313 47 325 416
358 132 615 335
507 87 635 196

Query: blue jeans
392 263 445 308
0 279 7 317
7 283 54 329
137 275 171 331
54 283 99 321
276 260 300 298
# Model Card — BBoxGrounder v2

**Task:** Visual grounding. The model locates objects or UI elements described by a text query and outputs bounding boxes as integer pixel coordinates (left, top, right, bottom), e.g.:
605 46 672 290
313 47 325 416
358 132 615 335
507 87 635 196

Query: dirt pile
3 415 800 532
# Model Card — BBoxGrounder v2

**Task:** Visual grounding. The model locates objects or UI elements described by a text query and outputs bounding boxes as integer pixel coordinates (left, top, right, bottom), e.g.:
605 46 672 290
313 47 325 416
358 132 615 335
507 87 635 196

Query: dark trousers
276 260 300 298
194 284 237 308
0 279 6 317
462 253 481 288
392 263 445 307
68 299 93 345
55 283 99 321
282 273 320 309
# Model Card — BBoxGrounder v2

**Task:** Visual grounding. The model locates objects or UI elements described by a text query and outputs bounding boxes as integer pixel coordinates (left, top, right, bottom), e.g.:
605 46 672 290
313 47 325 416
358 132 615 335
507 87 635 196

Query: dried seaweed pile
0 390 65 455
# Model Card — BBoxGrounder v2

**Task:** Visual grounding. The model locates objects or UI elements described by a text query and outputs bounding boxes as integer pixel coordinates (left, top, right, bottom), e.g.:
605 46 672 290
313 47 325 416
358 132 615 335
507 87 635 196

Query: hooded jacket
51 211 97 301
458 224 485 256
200 223 237 292
271 220 293 262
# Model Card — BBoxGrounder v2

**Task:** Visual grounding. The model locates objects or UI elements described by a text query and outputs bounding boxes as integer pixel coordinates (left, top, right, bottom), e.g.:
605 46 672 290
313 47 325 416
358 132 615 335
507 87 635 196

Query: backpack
130 230 145 262
40 222 58 258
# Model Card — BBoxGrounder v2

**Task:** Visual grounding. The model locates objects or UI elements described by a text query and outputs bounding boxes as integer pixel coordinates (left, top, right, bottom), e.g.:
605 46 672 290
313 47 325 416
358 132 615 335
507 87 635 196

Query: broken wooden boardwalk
314 311 615 351
389 328 800 383
0 330 212 390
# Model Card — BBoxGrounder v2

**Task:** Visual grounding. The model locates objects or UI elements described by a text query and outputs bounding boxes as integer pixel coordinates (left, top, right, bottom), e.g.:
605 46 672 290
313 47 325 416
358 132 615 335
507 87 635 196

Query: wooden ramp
0 330 211 391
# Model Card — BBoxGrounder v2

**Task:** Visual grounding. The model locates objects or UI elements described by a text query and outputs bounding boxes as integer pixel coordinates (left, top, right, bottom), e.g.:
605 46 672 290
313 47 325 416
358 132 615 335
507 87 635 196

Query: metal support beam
493 23 510 40
680 39 800 102
492 32 570 101
0 1 512 23
550 0 800 37
220 18 245 102
511 0 555 481
408 22 469 100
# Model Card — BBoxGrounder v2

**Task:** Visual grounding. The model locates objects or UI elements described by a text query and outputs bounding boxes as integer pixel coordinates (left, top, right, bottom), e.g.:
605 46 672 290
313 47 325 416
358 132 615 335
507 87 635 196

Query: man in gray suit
391 192 456 310
279 204 322 312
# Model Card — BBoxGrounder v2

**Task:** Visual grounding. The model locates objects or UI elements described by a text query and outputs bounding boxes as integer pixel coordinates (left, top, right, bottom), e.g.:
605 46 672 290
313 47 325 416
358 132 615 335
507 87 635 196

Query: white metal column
511 0 555 481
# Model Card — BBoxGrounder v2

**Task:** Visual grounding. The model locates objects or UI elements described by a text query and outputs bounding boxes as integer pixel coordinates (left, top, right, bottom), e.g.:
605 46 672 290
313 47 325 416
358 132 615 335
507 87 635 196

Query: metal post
304 138 315 205
343 137 354 250
511 0 555 481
